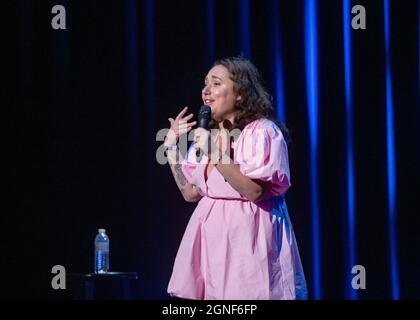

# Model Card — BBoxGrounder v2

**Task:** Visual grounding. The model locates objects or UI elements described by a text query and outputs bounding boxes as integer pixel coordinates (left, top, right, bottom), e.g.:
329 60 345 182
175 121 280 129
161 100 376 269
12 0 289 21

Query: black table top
67 272 139 280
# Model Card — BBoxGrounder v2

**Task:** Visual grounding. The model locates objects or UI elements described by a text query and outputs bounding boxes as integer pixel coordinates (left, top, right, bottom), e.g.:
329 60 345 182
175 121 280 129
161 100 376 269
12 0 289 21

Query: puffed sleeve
235 119 291 197
180 144 200 185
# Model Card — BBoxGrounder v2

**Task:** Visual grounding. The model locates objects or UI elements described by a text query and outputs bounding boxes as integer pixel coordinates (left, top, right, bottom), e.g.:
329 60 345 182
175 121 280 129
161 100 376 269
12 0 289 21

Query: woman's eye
214 82 221 86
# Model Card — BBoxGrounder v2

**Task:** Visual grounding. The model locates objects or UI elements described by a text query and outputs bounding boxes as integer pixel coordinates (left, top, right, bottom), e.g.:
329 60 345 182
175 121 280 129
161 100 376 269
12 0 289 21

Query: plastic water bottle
94 228 109 273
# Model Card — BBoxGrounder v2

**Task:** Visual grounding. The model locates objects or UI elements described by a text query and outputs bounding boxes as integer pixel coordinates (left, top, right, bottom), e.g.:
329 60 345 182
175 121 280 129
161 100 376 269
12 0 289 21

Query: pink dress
167 118 308 300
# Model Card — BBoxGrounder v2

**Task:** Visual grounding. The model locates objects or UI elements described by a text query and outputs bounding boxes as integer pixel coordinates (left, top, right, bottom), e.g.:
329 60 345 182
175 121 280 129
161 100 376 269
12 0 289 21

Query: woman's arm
164 106 201 203
167 150 202 202
215 153 264 203
193 127 264 203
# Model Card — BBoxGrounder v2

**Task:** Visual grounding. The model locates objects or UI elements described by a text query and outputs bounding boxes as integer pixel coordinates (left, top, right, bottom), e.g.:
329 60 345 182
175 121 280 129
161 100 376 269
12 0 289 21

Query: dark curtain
5 0 420 299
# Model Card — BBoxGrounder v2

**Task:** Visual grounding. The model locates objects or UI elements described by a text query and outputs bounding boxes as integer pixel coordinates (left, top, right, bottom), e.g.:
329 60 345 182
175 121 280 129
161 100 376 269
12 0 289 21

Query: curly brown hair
209 57 290 143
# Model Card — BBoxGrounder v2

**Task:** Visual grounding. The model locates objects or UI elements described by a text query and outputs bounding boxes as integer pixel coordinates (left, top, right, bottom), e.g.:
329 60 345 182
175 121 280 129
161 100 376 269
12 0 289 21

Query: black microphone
196 105 211 160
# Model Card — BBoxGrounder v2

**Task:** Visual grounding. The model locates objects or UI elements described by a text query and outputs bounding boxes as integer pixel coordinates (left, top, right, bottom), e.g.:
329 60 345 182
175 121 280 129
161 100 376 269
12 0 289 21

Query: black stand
67 272 139 300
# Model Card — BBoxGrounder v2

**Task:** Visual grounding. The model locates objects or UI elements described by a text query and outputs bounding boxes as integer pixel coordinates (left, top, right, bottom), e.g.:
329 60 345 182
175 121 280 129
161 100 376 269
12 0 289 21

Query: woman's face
202 65 240 122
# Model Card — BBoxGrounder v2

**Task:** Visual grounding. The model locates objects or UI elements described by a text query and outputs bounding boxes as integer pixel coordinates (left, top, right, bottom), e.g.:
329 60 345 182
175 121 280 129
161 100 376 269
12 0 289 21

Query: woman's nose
202 85 210 94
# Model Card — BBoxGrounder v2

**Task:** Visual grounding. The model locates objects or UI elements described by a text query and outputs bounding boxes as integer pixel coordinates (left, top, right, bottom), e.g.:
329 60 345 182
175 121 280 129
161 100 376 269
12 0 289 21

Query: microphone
196 105 211 160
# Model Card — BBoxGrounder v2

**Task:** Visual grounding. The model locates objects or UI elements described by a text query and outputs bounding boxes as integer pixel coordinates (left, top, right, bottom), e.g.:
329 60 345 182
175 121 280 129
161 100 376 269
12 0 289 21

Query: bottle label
95 242 109 252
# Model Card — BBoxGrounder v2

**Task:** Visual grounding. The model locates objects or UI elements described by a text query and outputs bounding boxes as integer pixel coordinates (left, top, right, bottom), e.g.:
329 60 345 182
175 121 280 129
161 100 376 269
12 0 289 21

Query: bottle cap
98 228 106 234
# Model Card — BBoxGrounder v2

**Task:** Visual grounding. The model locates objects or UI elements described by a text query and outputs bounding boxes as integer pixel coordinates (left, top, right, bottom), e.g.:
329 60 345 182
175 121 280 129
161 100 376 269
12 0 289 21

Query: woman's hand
164 107 196 146
194 128 230 162
193 128 211 157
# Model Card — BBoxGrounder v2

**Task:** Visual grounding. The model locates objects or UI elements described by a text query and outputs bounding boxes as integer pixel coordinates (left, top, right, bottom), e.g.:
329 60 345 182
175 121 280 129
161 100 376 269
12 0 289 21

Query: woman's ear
236 95 242 102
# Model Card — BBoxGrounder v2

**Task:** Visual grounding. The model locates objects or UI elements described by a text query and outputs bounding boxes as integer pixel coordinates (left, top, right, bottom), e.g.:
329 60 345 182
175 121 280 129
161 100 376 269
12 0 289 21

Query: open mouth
204 99 215 106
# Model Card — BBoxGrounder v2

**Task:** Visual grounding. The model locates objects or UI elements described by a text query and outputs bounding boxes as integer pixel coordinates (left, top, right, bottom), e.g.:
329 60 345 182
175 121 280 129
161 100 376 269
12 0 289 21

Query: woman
163 57 308 300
